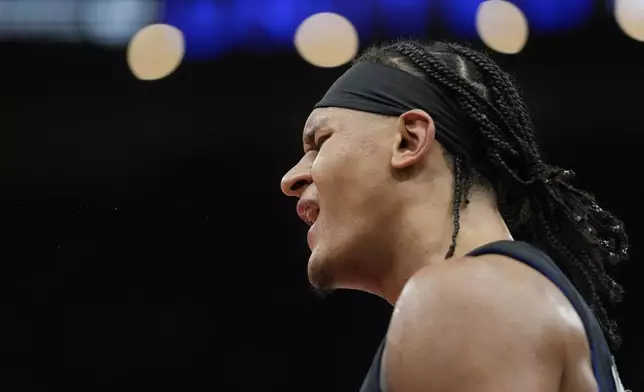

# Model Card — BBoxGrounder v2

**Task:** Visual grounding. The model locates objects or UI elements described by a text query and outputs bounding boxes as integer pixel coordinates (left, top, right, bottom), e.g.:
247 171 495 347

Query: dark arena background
0 0 642 391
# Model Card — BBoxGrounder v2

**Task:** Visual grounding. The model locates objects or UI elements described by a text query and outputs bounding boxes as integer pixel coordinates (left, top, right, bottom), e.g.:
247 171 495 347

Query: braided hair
355 40 629 349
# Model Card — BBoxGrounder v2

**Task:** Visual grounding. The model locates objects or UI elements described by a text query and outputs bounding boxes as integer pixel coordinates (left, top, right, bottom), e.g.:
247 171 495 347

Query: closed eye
315 135 330 150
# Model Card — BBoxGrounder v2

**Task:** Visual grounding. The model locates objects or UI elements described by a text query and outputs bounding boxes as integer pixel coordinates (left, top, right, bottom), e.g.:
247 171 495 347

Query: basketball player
280 40 629 391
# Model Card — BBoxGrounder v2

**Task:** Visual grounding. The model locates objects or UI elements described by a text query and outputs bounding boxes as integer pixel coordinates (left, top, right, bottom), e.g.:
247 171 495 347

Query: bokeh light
615 0 644 42
294 12 359 68
127 24 185 81
476 0 529 54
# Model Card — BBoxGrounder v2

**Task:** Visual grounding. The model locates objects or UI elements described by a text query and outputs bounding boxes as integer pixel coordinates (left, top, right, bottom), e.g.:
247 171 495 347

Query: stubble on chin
307 255 335 299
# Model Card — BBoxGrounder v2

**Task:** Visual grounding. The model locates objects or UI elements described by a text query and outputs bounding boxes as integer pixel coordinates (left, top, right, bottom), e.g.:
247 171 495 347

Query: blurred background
0 0 642 391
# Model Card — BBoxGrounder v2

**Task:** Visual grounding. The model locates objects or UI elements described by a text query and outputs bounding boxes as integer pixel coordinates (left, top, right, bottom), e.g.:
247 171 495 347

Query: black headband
314 61 477 161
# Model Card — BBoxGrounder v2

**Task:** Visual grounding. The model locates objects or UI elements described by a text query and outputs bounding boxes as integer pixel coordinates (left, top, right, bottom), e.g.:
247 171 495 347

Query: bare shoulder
383 254 593 392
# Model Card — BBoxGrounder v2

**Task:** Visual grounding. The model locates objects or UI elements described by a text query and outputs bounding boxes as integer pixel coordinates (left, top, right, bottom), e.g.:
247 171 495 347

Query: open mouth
296 199 319 227
304 205 319 226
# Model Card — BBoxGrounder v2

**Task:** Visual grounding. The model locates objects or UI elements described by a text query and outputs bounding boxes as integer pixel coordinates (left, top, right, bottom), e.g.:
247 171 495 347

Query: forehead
301 108 394 149
302 108 367 140
304 108 341 133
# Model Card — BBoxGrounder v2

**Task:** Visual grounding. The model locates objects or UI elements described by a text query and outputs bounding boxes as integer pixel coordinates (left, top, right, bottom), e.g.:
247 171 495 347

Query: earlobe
391 110 435 170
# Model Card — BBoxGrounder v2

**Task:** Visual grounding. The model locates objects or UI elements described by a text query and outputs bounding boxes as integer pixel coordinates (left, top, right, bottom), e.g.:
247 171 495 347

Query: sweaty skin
281 107 599 392
383 254 598 392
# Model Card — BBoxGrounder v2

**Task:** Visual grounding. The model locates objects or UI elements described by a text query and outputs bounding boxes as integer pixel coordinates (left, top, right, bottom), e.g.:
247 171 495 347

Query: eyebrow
303 117 331 146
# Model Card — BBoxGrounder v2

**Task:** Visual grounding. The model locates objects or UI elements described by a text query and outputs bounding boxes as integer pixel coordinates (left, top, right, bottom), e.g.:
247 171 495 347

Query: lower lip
307 223 317 249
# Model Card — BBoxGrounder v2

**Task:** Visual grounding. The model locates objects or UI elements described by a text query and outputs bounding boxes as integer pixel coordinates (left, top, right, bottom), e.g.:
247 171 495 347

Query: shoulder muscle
383 255 571 392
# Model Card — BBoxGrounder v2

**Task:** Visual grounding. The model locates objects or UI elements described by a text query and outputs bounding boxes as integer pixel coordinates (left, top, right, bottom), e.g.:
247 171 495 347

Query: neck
378 193 513 305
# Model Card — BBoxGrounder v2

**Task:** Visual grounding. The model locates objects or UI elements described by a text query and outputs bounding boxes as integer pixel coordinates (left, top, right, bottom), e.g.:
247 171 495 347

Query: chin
307 245 368 294
307 250 335 292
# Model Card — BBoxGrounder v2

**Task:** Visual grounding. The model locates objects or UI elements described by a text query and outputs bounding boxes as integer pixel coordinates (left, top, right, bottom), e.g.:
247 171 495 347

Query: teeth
306 209 315 225
305 206 319 225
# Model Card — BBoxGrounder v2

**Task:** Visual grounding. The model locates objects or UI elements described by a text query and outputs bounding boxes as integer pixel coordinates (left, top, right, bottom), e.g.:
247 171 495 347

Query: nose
281 159 313 198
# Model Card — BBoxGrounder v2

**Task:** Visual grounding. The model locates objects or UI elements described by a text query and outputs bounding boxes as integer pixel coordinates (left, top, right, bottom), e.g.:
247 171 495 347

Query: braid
397 44 521 156
355 40 629 349
445 156 465 259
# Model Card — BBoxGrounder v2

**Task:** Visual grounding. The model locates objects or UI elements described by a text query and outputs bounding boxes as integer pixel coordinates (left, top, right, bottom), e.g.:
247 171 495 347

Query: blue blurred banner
163 0 596 58
516 0 595 32
0 0 598 57
162 0 377 59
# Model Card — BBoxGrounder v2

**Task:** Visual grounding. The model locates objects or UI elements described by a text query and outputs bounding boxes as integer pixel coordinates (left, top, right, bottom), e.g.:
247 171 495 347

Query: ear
391 110 436 170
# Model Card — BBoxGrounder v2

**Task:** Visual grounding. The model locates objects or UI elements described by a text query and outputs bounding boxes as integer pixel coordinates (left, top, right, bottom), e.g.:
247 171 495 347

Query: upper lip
296 199 319 226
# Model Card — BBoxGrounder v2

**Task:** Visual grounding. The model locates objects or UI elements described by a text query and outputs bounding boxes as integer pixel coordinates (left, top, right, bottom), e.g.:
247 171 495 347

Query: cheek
312 141 386 214
311 144 355 193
